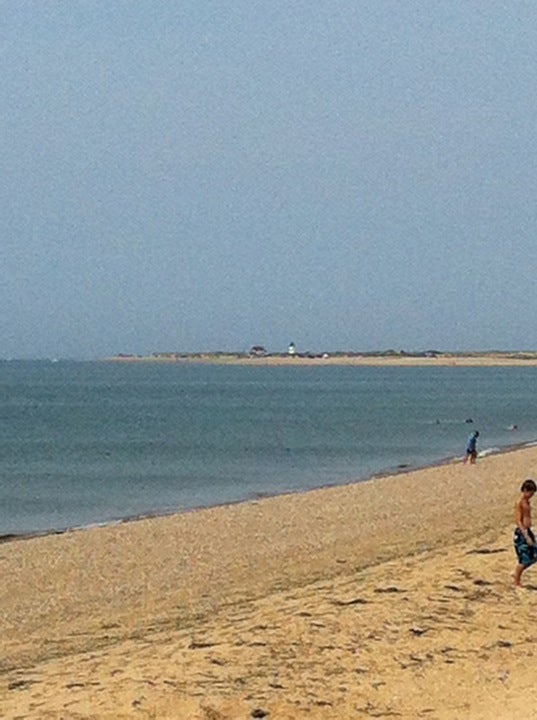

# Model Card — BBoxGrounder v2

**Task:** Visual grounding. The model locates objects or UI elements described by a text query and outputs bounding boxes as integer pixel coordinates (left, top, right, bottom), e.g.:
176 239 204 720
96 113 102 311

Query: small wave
477 446 501 458
73 519 123 532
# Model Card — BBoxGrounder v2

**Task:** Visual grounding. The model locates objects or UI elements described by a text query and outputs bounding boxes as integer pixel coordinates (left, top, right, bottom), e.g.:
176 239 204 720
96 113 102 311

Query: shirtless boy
514 478 537 587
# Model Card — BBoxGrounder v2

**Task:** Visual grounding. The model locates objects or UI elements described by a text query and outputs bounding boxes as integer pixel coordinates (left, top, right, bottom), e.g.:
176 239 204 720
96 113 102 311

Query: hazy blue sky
2 1 537 358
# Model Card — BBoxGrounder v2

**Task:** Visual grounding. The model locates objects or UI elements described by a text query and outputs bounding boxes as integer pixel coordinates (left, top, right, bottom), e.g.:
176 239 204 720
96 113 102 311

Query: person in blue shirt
463 430 479 464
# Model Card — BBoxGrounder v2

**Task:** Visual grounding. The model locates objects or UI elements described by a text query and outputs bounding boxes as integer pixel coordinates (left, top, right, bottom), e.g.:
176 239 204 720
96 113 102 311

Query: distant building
287 342 296 356
249 345 268 357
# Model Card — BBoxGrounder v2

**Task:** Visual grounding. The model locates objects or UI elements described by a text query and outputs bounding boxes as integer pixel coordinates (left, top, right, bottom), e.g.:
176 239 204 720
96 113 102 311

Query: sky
1 0 537 358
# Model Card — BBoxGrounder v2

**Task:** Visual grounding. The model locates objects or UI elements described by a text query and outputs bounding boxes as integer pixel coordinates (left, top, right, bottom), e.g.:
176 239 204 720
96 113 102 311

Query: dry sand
2 447 537 718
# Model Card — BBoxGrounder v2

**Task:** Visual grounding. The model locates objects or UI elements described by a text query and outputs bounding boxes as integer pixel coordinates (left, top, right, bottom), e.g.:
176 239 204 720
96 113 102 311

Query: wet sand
2 446 537 718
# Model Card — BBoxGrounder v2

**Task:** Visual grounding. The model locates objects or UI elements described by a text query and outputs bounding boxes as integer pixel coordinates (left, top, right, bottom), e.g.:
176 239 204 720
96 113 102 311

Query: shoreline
3 444 537 717
2 437 534 545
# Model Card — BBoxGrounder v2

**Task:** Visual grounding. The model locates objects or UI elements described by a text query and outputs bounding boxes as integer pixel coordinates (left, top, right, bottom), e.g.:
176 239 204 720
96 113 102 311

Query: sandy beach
2 447 537 719
227 354 537 367
108 353 537 367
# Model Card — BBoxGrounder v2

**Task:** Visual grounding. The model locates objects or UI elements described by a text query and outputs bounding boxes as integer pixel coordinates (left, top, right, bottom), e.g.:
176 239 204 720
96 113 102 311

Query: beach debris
466 547 506 555
251 708 269 718
374 586 404 593
331 597 369 606
410 626 428 636
411 652 433 663
8 678 34 691
203 707 227 720
355 701 402 716
189 639 219 649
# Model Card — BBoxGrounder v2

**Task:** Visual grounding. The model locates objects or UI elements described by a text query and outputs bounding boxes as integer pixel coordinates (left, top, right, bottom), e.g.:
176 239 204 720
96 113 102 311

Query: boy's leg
514 563 525 586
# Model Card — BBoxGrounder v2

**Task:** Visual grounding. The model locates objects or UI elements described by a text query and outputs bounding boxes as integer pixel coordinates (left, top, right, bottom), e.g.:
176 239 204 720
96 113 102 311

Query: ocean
1 360 537 536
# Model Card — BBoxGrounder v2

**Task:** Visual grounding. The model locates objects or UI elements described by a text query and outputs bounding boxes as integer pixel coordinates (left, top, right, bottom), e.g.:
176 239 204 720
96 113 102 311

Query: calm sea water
1 360 537 536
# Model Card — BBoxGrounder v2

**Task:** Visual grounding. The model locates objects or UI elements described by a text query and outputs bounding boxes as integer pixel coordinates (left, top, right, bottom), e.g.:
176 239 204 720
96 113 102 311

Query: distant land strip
106 351 537 366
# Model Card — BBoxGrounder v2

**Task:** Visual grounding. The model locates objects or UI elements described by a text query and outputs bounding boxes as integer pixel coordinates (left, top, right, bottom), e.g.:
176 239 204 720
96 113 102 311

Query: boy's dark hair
521 479 537 493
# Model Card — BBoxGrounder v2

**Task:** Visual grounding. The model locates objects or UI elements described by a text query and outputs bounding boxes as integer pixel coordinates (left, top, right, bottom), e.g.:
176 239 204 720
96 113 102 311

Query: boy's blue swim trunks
514 528 536 567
